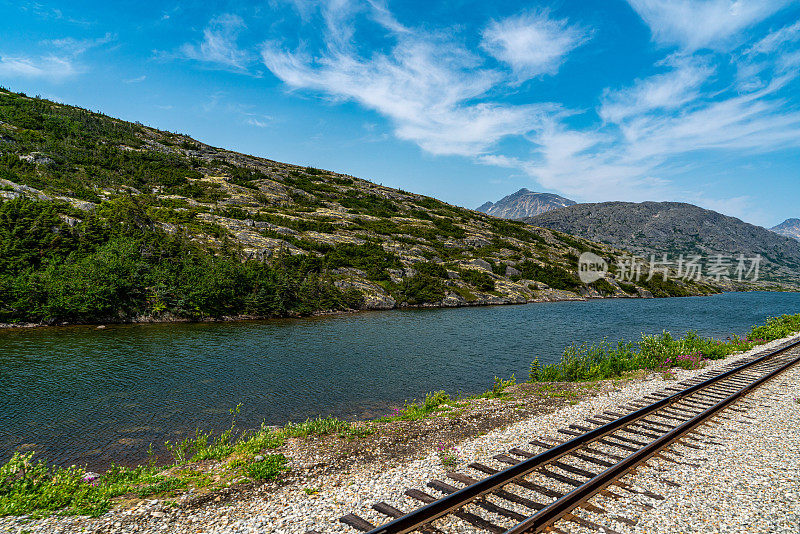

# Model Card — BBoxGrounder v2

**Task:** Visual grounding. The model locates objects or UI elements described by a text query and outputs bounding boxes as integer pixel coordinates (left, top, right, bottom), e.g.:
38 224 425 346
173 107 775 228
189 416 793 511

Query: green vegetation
452 286 478 302
339 192 399 217
0 92 212 199
528 313 800 382
590 278 617 295
747 313 800 341
486 217 545 243
458 268 495 291
241 455 288 481
513 260 581 291
431 217 466 238
0 406 375 518
0 452 171 518
167 411 373 467
553 231 604 256
0 197 369 323
380 391 455 421
322 242 402 281
413 261 448 278
637 274 699 297
379 375 518 422
487 374 517 398
397 273 446 304
436 443 460 469
617 281 638 294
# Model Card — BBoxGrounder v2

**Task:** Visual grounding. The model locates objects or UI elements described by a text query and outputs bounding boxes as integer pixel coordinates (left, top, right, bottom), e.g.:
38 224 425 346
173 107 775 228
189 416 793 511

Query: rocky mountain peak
476 189 575 219
771 218 800 241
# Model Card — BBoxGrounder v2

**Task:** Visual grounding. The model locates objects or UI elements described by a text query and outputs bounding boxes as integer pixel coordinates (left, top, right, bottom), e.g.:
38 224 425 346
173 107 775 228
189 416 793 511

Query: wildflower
82 472 101 487
436 442 460 468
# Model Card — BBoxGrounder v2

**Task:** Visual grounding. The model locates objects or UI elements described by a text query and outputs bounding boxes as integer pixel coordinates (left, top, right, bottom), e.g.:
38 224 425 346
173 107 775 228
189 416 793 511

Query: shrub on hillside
458 269 495 291
514 260 581 291
398 273 446 305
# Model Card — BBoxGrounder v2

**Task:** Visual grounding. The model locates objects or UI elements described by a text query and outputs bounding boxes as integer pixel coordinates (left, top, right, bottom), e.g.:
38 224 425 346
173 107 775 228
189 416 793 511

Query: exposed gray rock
505 265 521 277
463 236 492 248
331 267 367 277
19 152 53 165
441 293 465 307
470 258 493 271
334 278 396 310
363 293 396 310
387 268 405 284
58 214 82 227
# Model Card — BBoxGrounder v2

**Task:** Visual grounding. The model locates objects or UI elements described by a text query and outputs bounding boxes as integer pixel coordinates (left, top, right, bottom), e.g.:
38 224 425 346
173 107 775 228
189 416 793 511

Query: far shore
0 285 742 330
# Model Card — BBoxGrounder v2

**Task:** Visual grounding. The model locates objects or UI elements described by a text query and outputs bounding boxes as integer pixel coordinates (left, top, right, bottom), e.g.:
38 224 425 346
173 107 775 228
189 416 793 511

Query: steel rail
505 346 800 533
362 338 800 534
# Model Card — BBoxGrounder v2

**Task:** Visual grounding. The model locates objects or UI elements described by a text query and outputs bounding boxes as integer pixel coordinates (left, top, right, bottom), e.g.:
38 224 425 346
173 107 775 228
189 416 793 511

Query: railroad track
329 337 800 534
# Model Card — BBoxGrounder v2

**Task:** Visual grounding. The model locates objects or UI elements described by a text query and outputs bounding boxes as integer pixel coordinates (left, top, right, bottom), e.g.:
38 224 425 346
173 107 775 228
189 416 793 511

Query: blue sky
1 0 799 227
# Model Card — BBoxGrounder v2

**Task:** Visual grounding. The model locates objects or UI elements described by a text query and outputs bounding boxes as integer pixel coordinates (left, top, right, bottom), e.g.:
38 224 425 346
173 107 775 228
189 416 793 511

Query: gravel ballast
2 334 798 534
566 359 800 534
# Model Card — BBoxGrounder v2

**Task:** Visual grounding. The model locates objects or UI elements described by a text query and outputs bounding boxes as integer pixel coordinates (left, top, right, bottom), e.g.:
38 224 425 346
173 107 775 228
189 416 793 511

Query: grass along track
336 337 800 534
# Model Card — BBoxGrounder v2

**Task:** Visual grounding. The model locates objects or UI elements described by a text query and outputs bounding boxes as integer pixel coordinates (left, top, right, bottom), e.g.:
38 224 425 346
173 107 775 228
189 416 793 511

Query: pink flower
82 472 101 486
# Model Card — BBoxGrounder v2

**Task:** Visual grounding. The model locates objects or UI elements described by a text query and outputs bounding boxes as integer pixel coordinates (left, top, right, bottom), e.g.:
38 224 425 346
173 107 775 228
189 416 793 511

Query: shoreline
0 286 725 330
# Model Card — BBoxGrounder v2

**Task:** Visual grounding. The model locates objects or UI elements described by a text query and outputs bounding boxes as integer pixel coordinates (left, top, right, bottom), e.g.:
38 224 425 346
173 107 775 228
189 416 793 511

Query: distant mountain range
771 218 800 241
477 188 575 219
524 201 800 283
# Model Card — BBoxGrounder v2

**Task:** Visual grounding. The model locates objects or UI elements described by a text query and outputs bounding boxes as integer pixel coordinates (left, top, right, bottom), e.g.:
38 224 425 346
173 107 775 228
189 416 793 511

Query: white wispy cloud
626 0 792 50
202 91 272 128
245 117 271 128
43 32 115 55
0 54 79 81
261 3 567 156
179 14 252 72
0 31 113 82
518 60 800 202
481 10 590 82
745 19 800 55
258 1 799 209
492 3 800 202
736 21 800 91
599 54 713 124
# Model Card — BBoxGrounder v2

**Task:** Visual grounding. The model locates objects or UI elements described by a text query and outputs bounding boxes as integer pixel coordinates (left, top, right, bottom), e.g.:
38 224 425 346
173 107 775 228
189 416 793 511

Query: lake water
2 291 799 469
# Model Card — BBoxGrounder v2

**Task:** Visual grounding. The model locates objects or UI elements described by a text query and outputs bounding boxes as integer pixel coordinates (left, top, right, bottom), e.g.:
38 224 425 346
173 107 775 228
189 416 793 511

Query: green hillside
0 89 717 325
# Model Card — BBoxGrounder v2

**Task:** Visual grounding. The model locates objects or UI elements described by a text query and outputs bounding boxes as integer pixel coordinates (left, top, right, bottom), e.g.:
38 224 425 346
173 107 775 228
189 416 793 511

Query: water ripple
1 292 798 469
